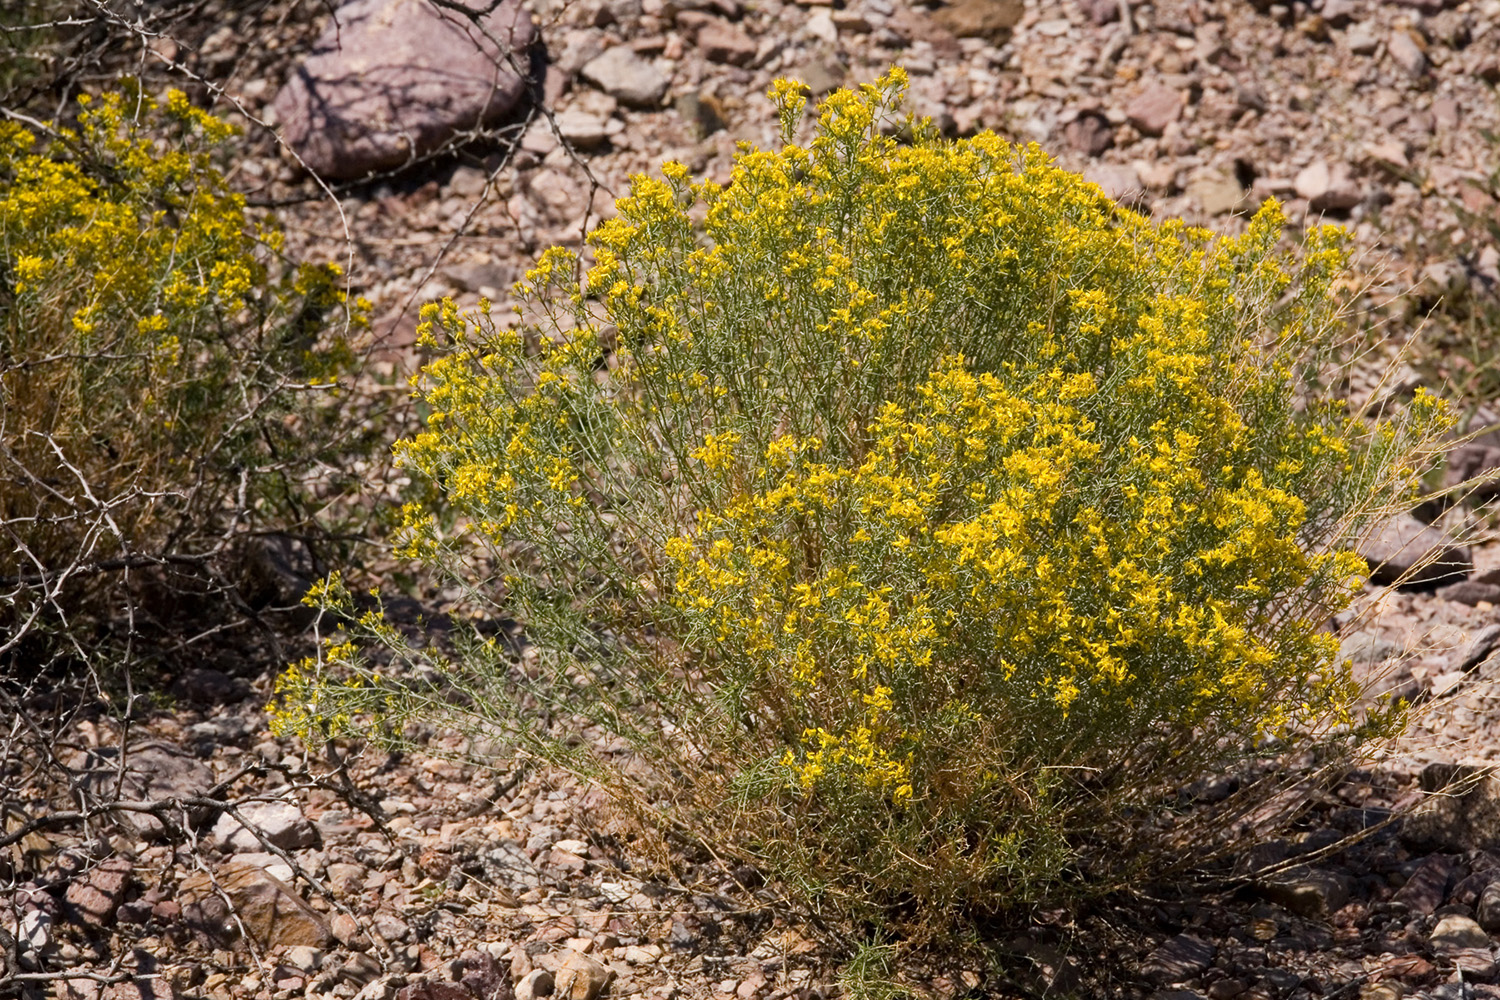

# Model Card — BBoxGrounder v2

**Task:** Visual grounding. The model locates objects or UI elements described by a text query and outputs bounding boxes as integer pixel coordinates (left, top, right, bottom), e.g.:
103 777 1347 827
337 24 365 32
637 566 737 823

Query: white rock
212 802 319 852
1344 24 1379 55
581 46 670 108
1431 914 1491 950
285 946 325 972
517 968 556 1000
804 9 838 43
1294 160 1363 213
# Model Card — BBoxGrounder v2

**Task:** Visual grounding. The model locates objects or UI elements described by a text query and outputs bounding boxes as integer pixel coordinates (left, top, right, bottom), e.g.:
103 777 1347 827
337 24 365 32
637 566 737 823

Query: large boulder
271 0 536 179
1358 513 1471 588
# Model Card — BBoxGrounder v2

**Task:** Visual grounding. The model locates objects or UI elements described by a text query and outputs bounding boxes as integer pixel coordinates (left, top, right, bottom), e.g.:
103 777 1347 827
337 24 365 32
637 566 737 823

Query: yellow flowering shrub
0 89 370 674
282 71 1449 920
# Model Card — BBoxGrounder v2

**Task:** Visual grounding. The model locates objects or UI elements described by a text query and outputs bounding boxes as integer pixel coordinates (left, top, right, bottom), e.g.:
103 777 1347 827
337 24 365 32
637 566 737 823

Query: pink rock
271 0 535 179
1125 83 1182 137
692 17 757 65
1293 160 1363 213
1388 30 1427 77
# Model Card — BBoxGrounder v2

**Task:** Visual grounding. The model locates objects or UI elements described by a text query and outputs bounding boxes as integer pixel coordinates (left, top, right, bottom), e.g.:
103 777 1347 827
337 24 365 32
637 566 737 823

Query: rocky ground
10 0 1500 997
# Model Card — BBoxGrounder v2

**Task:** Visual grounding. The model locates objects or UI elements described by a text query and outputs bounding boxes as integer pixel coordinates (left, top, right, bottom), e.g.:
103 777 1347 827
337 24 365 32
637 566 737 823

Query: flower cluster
2 89 373 674
307 69 1448 918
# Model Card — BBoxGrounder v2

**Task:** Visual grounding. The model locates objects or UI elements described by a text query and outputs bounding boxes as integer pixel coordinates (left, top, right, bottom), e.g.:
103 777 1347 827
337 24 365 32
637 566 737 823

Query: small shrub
279 71 1447 924
0 88 372 675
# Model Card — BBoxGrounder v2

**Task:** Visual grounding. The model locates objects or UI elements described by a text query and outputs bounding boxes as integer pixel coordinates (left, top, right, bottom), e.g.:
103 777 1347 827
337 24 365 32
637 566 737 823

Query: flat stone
554 952 611 1000
1142 934 1215 985
693 18 756 65
180 861 332 950
62 856 134 929
1064 111 1114 156
517 968 555 1000
270 0 535 179
1431 914 1491 950
70 743 217 842
1392 853 1459 913
1258 866 1352 917
1388 30 1427 76
1126 83 1182 137
1358 514 1471 588
580 46 669 108
1188 171 1246 216
1405 773 1500 852
931 0 1023 40
211 801 320 852
1294 160 1364 214
1438 580 1500 606
1085 163 1146 205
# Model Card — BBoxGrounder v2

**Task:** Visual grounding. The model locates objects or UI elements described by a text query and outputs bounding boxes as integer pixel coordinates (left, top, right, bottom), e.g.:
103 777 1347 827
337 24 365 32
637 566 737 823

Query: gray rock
1358 514 1472 588
1431 914 1491 950
1126 83 1182 137
1141 934 1215 985
1085 163 1146 205
211 801 320 852
1455 624 1500 672
1438 580 1500 607
70 742 218 841
580 46 669 108
286 946 326 972
270 0 536 179
1340 630 1399 666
